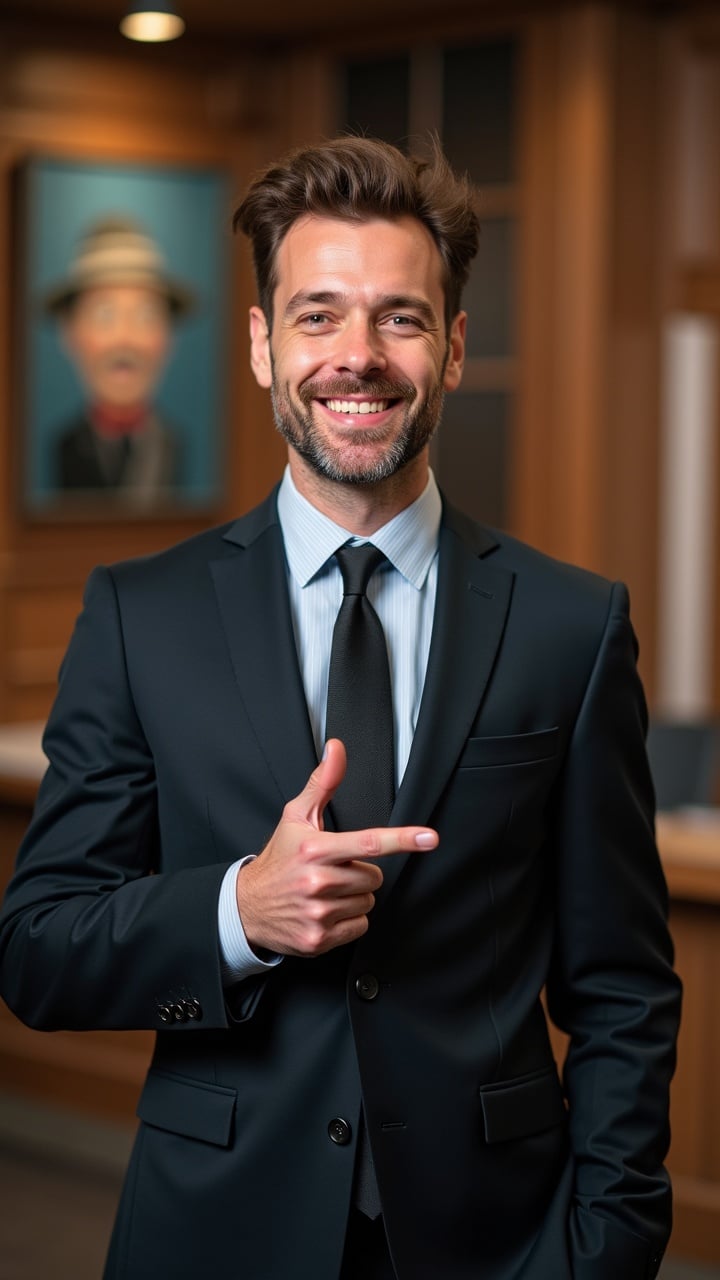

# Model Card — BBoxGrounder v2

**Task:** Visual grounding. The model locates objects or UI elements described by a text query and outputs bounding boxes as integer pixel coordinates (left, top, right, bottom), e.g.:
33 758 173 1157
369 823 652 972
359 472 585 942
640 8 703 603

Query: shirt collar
277 465 441 590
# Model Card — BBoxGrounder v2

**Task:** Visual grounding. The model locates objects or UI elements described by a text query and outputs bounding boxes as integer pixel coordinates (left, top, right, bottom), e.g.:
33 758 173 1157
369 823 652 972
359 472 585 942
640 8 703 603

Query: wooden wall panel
514 7 663 697
514 8 614 568
0 24 288 721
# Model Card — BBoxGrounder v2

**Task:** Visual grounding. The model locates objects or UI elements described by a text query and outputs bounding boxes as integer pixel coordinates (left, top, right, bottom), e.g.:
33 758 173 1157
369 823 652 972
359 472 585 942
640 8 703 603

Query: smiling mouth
321 399 396 415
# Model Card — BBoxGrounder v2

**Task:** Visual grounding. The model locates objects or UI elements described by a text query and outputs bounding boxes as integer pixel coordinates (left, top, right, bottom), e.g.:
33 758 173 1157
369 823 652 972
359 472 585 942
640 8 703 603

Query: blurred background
0 1 718 1275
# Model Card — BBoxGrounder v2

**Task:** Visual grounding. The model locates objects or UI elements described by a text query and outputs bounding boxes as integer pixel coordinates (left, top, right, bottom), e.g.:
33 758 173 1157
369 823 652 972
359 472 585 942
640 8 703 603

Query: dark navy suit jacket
0 491 681 1279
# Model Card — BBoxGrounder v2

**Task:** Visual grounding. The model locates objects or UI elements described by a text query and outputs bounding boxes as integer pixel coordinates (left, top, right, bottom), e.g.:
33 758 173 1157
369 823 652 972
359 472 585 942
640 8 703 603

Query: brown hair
233 135 480 329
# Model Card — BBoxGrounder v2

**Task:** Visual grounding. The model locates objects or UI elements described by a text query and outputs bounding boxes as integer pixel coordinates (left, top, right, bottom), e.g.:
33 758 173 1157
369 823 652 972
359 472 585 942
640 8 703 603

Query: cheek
139 333 170 364
403 354 441 394
71 333 111 368
275 338 328 383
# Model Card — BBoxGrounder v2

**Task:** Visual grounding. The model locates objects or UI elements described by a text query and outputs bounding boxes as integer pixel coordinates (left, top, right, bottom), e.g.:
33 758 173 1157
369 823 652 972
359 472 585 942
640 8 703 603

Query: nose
332 316 387 378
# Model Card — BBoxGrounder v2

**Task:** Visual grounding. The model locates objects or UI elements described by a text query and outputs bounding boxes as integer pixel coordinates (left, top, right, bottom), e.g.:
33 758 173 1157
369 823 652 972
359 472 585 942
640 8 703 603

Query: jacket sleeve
0 565 263 1033
546 582 682 1278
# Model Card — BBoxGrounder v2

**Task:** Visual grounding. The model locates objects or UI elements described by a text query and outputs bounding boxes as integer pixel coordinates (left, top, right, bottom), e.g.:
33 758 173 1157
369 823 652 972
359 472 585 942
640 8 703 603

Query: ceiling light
120 4 185 42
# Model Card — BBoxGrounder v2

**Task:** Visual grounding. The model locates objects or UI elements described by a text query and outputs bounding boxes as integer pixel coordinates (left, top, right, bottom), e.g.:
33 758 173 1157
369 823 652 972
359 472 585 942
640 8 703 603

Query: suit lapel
210 491 319 806
376 502 514 905
210 491 514 895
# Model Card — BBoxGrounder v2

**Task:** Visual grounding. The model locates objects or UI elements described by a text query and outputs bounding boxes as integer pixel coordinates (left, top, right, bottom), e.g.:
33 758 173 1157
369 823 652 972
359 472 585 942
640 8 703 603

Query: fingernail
415 832 437 848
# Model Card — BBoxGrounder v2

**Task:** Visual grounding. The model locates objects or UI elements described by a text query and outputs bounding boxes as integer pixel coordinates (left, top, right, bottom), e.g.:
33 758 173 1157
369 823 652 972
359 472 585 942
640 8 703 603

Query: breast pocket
457 726 560 770
446 727 561 861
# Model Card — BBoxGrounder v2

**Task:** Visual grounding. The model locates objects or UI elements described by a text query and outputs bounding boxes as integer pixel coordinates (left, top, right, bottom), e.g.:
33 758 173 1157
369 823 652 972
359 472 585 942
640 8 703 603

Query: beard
269 367 446 486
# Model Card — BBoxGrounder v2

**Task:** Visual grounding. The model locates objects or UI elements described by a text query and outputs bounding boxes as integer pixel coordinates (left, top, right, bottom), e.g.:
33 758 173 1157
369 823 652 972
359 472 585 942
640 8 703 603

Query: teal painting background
20 157 229 509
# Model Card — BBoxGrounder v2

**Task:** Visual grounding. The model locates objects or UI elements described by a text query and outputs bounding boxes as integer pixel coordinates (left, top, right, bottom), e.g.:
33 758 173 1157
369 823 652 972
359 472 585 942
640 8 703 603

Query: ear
443 311 466 393
249 307 272 389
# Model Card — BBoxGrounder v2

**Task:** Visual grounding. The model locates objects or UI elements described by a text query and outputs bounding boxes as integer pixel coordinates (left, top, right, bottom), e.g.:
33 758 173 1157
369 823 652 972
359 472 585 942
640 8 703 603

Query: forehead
273 215 445 305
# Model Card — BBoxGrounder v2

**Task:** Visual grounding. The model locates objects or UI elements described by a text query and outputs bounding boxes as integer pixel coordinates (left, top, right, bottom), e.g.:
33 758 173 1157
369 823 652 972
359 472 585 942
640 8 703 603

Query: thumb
295 738 347 829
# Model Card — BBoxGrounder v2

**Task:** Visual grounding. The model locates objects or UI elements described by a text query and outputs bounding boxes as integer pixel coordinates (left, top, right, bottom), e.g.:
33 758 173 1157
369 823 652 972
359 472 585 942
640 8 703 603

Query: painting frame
15 153 230 519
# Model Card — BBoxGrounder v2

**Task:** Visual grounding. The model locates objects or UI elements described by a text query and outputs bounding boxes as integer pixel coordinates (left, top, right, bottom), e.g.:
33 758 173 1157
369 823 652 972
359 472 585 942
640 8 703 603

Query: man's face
249 215 465 488
61 285 172 410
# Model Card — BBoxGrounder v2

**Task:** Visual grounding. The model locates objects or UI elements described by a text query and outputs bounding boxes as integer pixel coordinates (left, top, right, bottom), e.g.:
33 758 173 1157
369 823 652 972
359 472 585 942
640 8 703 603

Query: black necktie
326 544 395 830
325 543 394 1221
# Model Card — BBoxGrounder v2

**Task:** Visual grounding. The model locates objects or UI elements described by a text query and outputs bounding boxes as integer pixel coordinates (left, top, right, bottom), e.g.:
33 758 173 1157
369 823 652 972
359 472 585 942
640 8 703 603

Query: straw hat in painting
43 216 196 317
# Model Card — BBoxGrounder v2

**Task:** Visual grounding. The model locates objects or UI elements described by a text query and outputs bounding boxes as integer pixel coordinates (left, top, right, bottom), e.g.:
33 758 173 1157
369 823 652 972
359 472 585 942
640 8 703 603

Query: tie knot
335 543 386 596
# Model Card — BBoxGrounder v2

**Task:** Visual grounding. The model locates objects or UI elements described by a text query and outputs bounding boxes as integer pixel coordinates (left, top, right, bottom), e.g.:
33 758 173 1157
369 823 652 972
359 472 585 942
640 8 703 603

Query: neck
288 451 429 535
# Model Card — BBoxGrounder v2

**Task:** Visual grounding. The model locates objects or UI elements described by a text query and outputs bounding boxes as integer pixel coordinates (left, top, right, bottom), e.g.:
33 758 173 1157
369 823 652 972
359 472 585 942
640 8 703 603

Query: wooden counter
655 809 720 1262
657 807 720 902
0 726 718 1261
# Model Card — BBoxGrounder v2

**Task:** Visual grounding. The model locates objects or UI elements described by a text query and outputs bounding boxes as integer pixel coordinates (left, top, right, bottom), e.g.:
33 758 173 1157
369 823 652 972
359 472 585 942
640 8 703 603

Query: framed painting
16 156 230 515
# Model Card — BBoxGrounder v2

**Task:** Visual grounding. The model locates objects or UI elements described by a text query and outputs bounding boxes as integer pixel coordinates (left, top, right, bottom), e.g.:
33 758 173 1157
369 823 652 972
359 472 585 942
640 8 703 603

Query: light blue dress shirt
218 465 442 982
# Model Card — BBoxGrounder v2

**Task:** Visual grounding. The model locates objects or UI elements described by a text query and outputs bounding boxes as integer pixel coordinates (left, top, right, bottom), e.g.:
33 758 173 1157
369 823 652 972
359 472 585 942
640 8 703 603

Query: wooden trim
671 1175 720 1262
514 7 615 569
678 263 720 316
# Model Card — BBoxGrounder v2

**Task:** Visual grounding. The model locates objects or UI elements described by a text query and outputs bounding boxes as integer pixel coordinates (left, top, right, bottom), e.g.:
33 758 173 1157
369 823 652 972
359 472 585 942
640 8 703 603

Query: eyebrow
283 290 440 327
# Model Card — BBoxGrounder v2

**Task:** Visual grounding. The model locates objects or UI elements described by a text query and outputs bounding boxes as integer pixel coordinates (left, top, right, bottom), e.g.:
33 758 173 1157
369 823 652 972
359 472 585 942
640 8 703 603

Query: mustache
99 350 151 371
298 376 415 407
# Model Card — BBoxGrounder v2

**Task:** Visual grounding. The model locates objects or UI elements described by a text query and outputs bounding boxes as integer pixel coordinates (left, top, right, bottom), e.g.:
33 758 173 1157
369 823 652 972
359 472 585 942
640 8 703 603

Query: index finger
314 826 439 863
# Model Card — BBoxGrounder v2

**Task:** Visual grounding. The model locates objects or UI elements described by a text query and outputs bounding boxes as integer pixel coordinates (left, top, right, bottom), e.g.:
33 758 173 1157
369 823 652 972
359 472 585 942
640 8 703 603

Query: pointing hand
235 739 438 957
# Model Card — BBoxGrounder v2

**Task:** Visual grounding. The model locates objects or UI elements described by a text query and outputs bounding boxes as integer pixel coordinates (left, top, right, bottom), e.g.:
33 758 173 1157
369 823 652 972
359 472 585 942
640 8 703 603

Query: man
0 137 680 1279
44 216 193 500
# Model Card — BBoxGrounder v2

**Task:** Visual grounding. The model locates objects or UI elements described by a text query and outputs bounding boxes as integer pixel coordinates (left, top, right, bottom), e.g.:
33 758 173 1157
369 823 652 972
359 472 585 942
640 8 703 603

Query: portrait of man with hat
43 215 195 501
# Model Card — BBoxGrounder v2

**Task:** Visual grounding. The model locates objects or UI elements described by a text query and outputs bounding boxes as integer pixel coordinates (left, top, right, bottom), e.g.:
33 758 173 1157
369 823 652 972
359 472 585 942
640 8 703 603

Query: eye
299 313 332 329
383 314 422 330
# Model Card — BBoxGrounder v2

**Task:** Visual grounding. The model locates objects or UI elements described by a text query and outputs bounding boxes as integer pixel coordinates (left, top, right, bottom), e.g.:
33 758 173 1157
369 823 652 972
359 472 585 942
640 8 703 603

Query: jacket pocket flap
137 1068 236 1147
459 727 559 769
479 1067 566 1143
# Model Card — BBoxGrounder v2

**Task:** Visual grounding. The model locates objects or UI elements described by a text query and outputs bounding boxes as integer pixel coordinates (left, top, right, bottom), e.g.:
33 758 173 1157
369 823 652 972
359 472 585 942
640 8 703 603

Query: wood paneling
0 26 286 722
514 7 663 694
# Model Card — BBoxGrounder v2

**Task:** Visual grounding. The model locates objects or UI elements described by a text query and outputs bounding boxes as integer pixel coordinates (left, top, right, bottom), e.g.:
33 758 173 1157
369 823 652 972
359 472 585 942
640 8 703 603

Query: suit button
157 1004 173 1024
171 1002 187 1022
185 999 202 1021
355 973 380 1001
328 1117 352 1146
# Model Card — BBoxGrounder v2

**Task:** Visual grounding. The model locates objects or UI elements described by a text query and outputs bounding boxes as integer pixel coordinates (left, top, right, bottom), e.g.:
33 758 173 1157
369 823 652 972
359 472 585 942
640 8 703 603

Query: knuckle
297 835 320 861
303 924 327 955
294 839 316 870
357 830 381 856
301 868 327 898
307 898 330 923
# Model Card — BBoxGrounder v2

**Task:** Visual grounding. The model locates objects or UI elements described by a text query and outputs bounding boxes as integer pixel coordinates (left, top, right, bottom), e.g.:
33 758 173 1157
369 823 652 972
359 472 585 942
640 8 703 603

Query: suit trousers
339 1209 397 1279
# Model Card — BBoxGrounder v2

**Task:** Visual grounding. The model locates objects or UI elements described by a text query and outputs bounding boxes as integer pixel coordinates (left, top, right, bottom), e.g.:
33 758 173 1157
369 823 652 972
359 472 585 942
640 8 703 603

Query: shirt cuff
218 857 283 985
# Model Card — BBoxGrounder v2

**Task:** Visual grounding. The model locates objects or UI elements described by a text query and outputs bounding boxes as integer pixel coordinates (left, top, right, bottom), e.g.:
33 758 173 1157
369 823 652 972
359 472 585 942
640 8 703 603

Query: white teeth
324 399 389 415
